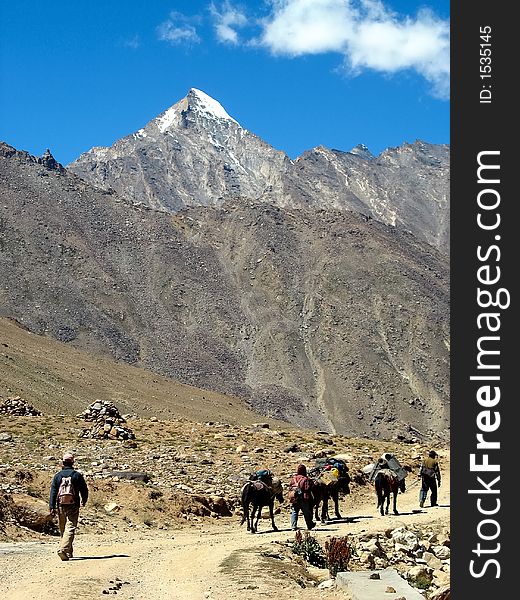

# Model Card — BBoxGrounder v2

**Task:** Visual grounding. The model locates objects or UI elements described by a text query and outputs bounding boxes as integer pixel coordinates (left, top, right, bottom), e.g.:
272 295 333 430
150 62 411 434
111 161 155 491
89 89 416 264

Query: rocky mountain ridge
0 141 449 440
69 88 449 252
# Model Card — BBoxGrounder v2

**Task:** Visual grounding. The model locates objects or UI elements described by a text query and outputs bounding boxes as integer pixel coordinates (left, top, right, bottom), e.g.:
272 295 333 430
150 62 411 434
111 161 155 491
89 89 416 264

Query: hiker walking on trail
49 451 89 561
288 464 315 531
418 450 441 507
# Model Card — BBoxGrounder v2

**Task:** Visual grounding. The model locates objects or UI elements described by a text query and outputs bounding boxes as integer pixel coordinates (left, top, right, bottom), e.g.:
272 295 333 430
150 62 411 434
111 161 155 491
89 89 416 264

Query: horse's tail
240 482 251 526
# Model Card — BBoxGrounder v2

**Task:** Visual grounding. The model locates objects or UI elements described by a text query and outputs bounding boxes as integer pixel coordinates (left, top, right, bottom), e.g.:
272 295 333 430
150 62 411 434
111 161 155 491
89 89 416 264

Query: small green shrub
412 574 432 590
291 530 327 568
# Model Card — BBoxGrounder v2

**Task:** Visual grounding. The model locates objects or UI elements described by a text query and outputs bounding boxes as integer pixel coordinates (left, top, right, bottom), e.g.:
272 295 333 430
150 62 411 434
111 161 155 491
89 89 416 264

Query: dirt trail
0 471 450 600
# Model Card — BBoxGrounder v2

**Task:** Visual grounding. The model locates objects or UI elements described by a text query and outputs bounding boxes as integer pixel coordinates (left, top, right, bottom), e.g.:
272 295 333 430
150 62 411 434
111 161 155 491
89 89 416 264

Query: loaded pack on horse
309 458 351 523
369 454 407 516
240 469 284 533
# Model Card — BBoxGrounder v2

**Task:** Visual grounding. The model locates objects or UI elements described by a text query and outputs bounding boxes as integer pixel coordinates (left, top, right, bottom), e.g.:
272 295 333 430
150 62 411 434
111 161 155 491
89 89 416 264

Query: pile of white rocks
79 400 135 441
351 525 450 597
0 396 41 416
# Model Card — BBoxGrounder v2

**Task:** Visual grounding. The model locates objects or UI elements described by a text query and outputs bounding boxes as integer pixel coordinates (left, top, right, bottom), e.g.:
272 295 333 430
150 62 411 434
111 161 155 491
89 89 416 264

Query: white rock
391 527 420 551
423 551 444 570
432 545 450 559
432 569 450 587
104 502 120 514
317 579 335 589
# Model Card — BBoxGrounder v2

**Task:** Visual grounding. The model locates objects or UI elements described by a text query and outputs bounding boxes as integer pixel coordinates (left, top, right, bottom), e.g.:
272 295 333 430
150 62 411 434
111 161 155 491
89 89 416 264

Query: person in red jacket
288 463 316 530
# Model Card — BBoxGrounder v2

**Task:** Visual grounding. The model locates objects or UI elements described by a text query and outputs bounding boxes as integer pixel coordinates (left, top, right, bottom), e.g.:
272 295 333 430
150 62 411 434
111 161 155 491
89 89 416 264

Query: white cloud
157 12 201 45
122 35 141 50
258 0 450 98
209 2 248 45
260 0 353 54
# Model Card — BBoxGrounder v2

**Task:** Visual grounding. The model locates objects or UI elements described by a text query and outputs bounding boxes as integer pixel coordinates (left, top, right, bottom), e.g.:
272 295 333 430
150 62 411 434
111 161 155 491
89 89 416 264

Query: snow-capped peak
155 88 240 133
188 88 240 125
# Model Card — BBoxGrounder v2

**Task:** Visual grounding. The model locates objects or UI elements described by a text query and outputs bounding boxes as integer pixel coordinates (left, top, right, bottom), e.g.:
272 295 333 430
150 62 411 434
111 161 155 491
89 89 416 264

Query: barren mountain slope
0 143 449 439
0 318 287 428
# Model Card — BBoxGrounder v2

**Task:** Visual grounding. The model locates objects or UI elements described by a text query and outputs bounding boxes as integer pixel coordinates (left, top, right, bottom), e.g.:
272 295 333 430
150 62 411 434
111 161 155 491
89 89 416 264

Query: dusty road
0 473 450 600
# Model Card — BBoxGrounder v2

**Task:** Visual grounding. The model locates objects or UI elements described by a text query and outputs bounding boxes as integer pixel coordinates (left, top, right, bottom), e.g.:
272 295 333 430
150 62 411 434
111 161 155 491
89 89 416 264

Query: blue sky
0 1 449 164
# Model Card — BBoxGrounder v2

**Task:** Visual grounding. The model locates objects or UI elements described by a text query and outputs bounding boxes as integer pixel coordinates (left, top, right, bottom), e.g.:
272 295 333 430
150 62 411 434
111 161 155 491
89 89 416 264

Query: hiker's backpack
58 475 76 505
288 485 303 504
288 474 309 503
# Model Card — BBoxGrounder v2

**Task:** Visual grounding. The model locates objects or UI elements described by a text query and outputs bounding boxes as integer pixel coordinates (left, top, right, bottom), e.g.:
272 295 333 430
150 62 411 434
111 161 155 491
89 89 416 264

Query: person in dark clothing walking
288 463 316 530
49 451 88 561
418 450 441 507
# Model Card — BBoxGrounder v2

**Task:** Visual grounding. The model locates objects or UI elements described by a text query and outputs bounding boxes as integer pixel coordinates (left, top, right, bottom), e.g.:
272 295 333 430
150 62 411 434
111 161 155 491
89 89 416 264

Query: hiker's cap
63 452 75 463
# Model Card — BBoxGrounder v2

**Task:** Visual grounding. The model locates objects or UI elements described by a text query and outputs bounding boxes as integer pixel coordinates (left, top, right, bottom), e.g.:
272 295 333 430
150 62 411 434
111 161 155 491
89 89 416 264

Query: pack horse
374 469 406 515
240 470 284 533
309 458 351 523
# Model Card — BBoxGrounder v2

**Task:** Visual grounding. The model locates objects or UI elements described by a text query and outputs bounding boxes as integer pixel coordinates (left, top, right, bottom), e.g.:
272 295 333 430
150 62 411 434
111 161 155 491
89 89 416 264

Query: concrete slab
336 568 425 600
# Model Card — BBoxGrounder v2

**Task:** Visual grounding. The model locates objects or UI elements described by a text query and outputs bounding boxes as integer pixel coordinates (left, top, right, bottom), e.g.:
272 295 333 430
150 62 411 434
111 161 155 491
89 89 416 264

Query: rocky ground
0 408 450 599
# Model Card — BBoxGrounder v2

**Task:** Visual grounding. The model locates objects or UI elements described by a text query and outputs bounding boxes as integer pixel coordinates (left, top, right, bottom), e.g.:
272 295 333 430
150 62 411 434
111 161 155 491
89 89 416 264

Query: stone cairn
79 400 135 441
0 396 41 416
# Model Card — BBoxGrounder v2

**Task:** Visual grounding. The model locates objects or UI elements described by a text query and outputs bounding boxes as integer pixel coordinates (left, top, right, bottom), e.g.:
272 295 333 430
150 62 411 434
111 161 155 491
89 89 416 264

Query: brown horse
374 470 405 515
240 475 284 533
309 460 351 523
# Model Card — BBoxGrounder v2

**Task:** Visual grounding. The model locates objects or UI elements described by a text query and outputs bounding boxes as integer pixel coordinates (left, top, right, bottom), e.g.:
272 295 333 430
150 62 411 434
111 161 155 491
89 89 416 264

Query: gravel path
0 470 450 600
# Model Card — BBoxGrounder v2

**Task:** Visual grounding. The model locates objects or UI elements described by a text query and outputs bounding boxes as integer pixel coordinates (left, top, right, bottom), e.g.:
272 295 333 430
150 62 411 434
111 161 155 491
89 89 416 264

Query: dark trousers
290 499 315 529
420 475 438 506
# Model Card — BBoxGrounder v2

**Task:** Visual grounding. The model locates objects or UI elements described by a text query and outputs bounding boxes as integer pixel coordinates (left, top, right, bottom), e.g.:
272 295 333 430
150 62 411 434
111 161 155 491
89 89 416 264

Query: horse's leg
250 504 258 533
376 483 384 516
333 489 342 519
248 495 254 531
243 495 251 531
385 492 390 515
314 488 322 522
269 501 278 532
253 503 263 533
393 491 399 515
321 495 328 524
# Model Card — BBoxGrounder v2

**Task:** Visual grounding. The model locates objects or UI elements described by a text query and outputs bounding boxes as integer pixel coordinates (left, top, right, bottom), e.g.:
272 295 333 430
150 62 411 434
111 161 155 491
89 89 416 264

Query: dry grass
0 317 288 428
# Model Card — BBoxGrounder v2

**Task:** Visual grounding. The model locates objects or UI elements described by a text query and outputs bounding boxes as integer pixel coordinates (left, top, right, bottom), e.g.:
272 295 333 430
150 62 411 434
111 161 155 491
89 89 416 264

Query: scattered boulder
104 502 120 514
432 569 450 587
11 493 56 533
283 443 300 453
317 580 335 589
423 551 444 570
0 396 41 416
391 527 420 552
432 545 450 559
79 400 135 440
429 584 450 600
109 471 150 483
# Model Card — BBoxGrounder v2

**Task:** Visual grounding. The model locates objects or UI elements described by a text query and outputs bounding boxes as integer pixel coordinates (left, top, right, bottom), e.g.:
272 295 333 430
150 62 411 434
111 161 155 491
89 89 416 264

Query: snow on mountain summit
188 88 240 125
156 88 240 133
